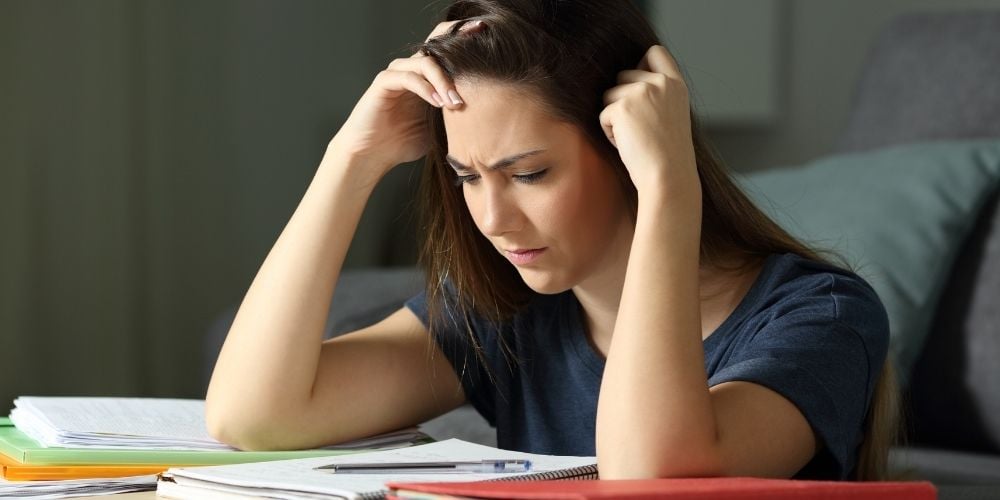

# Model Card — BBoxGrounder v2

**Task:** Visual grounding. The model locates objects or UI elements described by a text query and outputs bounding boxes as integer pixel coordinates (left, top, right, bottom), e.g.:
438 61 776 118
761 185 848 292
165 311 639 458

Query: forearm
595 174 720 478
205 147 387 440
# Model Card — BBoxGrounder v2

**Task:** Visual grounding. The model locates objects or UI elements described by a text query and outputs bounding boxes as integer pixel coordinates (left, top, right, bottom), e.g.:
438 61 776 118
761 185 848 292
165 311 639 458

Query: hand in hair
599 45 699 198
325 20 481 185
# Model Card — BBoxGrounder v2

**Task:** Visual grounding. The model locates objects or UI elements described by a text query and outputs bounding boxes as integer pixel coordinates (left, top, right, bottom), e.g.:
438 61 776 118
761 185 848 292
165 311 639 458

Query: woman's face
442 81 634 294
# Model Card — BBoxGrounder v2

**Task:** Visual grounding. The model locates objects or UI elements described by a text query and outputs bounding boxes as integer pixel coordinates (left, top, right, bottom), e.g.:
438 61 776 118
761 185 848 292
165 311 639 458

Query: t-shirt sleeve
707 280 889 479
404 289 498 427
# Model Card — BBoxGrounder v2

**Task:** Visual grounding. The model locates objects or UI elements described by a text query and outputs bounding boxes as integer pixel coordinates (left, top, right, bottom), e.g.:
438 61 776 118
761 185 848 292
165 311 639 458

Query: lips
503 247 547 266
506 248 543 254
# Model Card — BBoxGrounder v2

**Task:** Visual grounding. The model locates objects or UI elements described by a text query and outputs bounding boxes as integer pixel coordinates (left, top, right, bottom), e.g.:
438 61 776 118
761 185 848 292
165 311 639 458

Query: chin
517 269 573 295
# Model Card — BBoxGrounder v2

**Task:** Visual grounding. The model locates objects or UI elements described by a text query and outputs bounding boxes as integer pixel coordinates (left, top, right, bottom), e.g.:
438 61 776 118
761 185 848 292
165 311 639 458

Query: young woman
205 0 898 482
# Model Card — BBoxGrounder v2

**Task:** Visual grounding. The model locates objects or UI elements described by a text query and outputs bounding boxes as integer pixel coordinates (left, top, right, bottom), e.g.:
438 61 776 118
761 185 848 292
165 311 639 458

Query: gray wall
709 0 1000 172
2 0 997 408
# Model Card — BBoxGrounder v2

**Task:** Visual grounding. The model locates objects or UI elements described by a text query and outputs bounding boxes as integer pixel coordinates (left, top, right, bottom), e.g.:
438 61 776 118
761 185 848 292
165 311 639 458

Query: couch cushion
910 190 1000 454
324 267 424 337
739 140 1000 384
418 404 496 447
829 10 1000 456
834 11 1000 154
889 446 1000 485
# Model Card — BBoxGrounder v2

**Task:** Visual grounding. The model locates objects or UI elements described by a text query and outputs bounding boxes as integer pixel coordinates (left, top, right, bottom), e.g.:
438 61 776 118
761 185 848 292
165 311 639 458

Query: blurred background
1 0 998 407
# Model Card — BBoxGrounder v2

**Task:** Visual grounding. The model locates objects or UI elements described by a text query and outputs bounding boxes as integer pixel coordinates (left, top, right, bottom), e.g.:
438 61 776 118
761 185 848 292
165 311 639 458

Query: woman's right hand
327 20 484 182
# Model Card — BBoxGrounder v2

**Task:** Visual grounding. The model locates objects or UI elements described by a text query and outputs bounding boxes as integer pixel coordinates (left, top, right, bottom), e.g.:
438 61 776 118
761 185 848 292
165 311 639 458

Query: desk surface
77 494 155 499
75 491 157 500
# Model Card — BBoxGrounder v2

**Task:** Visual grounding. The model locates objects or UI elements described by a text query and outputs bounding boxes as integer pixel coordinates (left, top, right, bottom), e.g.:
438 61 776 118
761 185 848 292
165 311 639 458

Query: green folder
0 418 432 466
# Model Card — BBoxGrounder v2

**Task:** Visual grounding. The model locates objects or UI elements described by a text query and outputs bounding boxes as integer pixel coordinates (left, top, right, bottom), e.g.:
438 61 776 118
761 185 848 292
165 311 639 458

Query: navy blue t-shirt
404 252 889 480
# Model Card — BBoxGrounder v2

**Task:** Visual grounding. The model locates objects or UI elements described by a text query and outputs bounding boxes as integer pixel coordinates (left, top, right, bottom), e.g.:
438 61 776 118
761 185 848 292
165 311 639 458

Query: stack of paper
9 397 426 451
10 397 229 451
0 419 421 473
1 396 436 499
0 475 156 498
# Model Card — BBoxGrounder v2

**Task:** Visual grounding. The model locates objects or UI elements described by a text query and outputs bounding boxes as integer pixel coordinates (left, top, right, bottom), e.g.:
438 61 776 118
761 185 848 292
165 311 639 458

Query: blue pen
314 459 532 474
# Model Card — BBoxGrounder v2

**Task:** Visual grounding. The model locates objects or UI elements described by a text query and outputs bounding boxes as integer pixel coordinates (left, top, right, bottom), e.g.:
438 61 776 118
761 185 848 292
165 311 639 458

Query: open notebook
157 438 598 500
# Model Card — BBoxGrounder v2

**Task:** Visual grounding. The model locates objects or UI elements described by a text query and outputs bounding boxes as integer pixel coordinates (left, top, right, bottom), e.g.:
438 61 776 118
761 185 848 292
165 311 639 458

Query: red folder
387 477 937 500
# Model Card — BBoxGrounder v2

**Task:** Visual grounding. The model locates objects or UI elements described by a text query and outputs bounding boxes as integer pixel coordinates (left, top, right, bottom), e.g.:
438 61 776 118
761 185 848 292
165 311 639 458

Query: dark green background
0 1 437 406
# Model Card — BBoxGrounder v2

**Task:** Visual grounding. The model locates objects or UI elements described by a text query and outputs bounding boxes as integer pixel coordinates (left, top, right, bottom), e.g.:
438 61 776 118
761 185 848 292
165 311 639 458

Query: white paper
161 438 597 499
0 474 156 499
9 396 426 452
11 397 230 450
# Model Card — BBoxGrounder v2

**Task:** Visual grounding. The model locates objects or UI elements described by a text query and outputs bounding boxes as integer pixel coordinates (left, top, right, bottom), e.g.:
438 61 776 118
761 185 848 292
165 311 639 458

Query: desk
76 494 155 499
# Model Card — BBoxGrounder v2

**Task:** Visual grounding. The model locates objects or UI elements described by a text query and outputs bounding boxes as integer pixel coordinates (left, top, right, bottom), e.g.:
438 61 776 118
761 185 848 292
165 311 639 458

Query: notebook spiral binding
485 463 599 481
370 464 600 499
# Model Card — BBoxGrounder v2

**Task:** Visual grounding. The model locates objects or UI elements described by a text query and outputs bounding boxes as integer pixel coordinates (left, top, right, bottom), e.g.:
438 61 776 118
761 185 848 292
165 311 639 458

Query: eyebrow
445 149 546 172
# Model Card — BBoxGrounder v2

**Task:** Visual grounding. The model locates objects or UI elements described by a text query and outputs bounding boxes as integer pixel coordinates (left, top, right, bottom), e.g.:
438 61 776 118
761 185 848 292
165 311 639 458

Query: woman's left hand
600 45 698 195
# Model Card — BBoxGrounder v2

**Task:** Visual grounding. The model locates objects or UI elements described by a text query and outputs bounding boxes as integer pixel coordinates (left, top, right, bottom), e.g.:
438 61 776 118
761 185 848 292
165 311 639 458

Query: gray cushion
417 404 495 446
835 11 1000 154
322 267 424 337
910 190 1000 454
889 446 1000 485
934 487 1000 500
740 140 1000 384
831 10 1000 455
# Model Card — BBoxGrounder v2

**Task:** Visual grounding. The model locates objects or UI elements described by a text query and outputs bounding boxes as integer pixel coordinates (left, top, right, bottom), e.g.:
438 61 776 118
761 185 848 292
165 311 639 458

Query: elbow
204 404 249 450
205 383 239 447
205 402 288 451
597 443 725 480
599 461 726 480
599 464 725 481
206 415 289 451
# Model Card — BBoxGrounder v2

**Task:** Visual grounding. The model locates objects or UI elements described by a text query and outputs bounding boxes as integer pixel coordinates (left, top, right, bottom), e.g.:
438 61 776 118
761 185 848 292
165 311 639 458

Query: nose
471 181 521 237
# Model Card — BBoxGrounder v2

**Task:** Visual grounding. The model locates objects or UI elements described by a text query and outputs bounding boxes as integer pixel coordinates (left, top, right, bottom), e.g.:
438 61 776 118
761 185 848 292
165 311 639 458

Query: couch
829 9 1000 497
204 10 1000 498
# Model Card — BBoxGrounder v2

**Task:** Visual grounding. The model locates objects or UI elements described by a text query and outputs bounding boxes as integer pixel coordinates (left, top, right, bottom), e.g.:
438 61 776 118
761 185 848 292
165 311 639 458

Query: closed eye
453 169 549 186
515 170 548 184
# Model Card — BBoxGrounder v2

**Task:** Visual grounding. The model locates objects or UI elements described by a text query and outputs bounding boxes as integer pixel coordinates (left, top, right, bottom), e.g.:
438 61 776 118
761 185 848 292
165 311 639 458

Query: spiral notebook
157 438 597 500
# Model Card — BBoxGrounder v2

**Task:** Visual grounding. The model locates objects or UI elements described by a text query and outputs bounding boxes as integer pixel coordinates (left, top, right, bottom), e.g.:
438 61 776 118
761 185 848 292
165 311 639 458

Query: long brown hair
412 0 898 480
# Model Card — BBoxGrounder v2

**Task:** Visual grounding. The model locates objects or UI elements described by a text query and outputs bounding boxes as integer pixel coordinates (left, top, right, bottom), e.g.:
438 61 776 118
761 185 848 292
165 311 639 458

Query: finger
598 103 618 148
602 83 633 106
644 45 684 81
458 19 486 35
636 51 652 72
387 56 461 108
616 69 668 86
416 19 483 54
375 69 442 108
412 21 462 57
424 20 461 43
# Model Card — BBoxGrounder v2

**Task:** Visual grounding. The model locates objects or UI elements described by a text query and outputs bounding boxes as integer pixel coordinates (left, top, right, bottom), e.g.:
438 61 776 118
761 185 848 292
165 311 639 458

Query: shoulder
715 252 891 393
709 253 891 479
759 253 889 350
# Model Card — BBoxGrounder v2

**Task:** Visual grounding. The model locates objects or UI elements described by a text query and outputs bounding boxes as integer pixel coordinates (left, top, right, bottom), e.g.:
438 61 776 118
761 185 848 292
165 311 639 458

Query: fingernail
447 89 463 105
432 92 445 107
460 20 484 32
